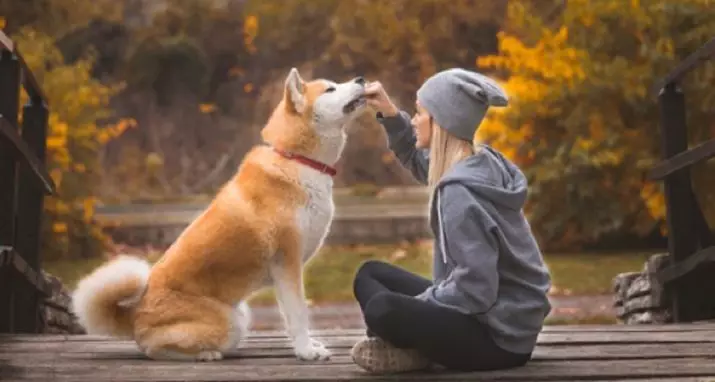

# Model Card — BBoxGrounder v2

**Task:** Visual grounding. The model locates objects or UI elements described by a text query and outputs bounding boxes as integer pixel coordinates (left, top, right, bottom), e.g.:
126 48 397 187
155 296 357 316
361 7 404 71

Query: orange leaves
52 222 68 234
14 28 124 259
82 197 97 223
46 136 68 150
49 169 63 189
477 27 586 86
243 14 259 54
97 118 137 144
640 182 666 222
199 103 218 114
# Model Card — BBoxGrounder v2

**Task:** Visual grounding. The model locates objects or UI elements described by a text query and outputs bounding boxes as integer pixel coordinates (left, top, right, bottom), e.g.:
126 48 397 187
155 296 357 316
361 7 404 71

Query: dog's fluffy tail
71 255 151 339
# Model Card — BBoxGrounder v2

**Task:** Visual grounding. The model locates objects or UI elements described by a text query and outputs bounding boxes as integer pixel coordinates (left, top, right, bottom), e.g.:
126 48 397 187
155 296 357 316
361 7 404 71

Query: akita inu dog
71 68 367 362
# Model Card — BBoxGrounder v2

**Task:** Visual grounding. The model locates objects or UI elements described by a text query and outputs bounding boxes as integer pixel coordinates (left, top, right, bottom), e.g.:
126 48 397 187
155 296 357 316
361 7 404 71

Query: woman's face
411 102 432 149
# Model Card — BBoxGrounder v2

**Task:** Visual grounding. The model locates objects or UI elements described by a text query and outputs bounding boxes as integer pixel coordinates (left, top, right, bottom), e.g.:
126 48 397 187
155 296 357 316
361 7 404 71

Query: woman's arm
377 111 429 185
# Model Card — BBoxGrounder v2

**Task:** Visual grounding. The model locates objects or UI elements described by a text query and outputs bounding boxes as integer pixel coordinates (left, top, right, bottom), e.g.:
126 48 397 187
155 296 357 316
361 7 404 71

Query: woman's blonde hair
427 118 478 187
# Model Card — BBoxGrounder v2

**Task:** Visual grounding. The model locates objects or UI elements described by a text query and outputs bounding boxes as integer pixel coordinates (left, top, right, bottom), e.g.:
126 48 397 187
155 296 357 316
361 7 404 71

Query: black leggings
352 260 531 372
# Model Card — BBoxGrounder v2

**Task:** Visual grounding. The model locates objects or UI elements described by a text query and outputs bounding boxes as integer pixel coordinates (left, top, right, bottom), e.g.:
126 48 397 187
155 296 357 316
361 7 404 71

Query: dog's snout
354 76 366 85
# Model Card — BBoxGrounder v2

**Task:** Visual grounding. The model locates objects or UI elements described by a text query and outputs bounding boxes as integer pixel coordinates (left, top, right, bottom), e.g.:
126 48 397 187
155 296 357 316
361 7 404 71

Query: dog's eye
325 87 336 93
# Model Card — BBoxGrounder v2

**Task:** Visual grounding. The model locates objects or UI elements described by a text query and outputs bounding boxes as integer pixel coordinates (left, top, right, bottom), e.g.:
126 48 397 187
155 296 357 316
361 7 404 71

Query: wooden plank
0 50 20 246
244 330 715 344
0 119 55 195
243 323 715 334
0 48 22 335
4 357 715 381
3 334 715 356
3 341 715 362
14 51 47 104
7 323 715 343
0 30 47 103
657 84 713 322
657 245 715 284
0 248 50 295
16 100 49 271
0 30 13 52
652 36 715 96
648 138 715 180
12 100 50 333
3 328 715 381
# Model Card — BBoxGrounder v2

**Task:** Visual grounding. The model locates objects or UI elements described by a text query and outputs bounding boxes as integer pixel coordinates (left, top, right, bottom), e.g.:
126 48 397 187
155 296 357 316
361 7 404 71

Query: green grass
45 243 653 306
544 251 651 295
544 314 619 325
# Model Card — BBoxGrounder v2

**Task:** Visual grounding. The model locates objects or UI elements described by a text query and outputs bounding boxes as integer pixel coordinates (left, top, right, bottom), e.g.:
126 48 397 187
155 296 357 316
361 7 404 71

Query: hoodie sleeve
416 183 500 315
376 110 429 184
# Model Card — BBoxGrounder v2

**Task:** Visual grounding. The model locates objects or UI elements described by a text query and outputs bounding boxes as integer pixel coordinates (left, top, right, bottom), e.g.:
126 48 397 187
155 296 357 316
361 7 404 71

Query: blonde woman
350 68 552 374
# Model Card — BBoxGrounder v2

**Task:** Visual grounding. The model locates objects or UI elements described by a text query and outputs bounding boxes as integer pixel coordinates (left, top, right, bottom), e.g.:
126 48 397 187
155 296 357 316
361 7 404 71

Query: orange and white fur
71 68 367 362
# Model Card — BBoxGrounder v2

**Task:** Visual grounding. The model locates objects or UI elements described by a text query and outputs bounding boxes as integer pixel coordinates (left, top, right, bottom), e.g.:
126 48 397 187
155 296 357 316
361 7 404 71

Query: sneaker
350 337 431 374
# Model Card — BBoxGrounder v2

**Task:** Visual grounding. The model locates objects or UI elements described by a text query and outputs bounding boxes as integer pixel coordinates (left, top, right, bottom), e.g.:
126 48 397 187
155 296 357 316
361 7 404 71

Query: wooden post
13 98 49 333
0 49 21 333
658 83 709 322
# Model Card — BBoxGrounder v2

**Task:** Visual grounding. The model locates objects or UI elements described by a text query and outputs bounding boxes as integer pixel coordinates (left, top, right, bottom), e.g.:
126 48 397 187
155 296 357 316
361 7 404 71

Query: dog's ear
284 67 306 114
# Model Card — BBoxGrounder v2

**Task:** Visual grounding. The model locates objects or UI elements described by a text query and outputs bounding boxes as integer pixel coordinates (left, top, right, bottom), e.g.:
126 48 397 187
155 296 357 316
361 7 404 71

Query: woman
351 68 552 374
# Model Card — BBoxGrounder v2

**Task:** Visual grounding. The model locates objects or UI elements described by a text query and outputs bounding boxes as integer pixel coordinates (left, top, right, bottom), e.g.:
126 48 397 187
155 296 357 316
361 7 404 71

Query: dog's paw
294 338 331 361
196 350 223 362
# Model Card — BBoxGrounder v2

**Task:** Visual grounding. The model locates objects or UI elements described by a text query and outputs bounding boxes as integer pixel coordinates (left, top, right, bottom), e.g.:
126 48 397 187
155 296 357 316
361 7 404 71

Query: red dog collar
273 148 337 177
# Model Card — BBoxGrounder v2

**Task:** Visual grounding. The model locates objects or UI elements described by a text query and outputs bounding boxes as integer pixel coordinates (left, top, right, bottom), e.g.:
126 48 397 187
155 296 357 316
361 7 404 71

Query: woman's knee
363 292 397 329
356 260 391 279
352 260 389 295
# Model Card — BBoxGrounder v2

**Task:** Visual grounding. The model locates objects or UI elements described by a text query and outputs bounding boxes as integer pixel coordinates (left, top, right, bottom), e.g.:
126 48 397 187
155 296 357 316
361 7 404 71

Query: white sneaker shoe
350 337 431 374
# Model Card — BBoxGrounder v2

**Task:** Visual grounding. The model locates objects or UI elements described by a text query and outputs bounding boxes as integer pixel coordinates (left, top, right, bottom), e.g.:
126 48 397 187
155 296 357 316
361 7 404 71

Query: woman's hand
365 81 399 117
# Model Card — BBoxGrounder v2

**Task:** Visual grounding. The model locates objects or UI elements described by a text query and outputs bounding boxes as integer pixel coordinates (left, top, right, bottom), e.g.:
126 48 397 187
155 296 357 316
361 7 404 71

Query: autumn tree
12 28 134 260
245 0 506 187
98 0 263 200
476 0 715 250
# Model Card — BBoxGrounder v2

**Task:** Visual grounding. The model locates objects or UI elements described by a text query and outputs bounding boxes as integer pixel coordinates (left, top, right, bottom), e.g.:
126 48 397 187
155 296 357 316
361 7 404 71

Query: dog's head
262 68 367 164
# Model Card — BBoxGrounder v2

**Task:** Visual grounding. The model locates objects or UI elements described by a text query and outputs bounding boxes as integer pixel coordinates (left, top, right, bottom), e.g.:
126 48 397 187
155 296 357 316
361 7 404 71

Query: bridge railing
0 29 56 333
649 36 715 322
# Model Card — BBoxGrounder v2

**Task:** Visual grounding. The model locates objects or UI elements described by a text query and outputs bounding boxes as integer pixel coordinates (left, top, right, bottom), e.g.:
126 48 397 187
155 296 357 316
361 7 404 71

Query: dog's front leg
270 249 331 361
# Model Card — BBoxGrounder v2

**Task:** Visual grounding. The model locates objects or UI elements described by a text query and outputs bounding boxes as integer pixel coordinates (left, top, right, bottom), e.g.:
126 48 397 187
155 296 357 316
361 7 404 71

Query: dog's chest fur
295 167 335 262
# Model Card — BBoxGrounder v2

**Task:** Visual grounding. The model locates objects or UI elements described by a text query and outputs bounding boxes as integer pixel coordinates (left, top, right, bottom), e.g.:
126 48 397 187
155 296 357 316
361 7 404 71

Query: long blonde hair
427 118 477 187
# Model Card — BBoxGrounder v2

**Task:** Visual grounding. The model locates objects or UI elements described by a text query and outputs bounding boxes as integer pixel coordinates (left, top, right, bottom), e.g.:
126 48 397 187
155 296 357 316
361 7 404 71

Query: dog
71 67 367 362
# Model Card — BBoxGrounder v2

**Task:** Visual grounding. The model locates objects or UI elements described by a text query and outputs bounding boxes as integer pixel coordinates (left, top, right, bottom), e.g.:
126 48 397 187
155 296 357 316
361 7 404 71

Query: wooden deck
2 325 715 381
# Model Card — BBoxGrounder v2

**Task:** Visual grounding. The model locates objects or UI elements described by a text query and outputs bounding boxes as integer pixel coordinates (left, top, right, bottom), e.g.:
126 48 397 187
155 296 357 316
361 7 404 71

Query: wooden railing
0 30 55 333
649 37 715 322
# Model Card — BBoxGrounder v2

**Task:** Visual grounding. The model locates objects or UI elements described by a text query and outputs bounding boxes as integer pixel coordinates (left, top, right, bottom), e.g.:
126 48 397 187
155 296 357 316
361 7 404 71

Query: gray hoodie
379 110 552 355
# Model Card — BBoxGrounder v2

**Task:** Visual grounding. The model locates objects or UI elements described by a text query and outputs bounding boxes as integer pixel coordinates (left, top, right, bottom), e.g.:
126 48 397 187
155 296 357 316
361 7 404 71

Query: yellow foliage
640 182 666 221
46 136 67 150
82 197 97 223
199 103 217 114
50 169 63 188
52 222 68 234
14 28 132 259
475 21 588 163
244 14 259 54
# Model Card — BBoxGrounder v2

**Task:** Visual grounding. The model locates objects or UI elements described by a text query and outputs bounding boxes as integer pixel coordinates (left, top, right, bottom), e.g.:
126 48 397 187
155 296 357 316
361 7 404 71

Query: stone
40 271 85 334
611 253 674 325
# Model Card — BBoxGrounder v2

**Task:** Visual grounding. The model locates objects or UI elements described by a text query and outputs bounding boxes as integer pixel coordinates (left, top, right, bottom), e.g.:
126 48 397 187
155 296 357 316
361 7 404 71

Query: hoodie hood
436 145 528 211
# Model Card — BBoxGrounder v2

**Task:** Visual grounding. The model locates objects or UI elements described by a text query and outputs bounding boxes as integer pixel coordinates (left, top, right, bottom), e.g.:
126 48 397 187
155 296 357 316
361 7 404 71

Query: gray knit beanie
416 68 508 142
